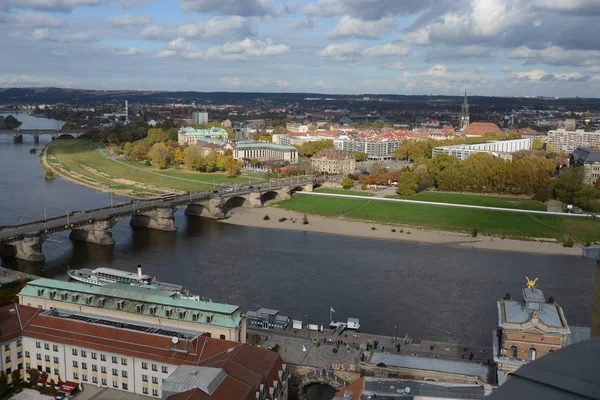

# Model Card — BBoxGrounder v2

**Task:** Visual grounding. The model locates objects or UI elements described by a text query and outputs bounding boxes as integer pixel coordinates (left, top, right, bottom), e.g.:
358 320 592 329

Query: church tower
459 90 470 131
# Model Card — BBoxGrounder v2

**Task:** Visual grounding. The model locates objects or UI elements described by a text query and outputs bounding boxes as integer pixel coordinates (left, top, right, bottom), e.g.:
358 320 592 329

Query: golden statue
526 277 538 289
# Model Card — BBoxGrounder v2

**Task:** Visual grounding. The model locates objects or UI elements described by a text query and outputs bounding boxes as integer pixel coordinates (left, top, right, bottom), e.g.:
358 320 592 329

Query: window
152 389 158 396
142 362 148 370
26 363 30 370
53 357 59 363
81 350 86 358
37 365 42 372
73 361 78 367
5 356 10 363
152 376 158 384
44 343 49 350
101 366 106 373
54 368 59 375
122 383 128 390
91 352 97 360
162 366 168 374
112 368 118 376
17 339 21 347
36 342 40 349
92 377 98 384
92 365 97 371
45 355 50 362
101 354 106 362
82 374 87 382
72 349 77 356
509 345 518 359
220 334 226 340
121 358 127 366
152 364 157 372
45 367 50 373
25 351 30 358
73 372 79 380
112 356 117 364
143 387 148 394
36 353 41 360
142 374 148 382
529 347 537 361
82 362 87 370
17 351 22 358
121 371 127 378
4 344 9 351
101 378 107 386
53 345 58 352
113 381 118 388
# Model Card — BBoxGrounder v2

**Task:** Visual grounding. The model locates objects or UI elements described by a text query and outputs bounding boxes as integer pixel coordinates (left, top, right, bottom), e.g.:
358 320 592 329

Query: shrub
278 217 287 222
270 344 280 353
407 231 412 234
303 214 309 225
144 160 151 166
391 229 396 232
371 227 376 230
563 237 574 248
44 169 55 180
400 229 404 233
263 215 270 220
472 228 479 237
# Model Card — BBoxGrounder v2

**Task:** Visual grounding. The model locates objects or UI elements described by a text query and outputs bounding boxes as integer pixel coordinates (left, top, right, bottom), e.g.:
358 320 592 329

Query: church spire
460 90 470 131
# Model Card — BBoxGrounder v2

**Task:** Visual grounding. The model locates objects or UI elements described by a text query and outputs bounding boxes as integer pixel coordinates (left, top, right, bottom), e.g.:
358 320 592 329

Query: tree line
0 115 22 129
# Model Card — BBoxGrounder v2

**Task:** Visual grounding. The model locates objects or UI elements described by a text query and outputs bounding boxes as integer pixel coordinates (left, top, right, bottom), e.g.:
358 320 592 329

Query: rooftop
497 288 569 331
234 143 297 151
572 147 600 164
313 149 354 159
463 122 502 135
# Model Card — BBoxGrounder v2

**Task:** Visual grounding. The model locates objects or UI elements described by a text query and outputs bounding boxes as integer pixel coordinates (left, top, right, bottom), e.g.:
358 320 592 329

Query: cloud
326 15 397 40
507 46 600 66
317 42 362 62
14 12 64 27
220 76 240 86
141 16 254 40
32 28 50 40
51 50 68 56
362 43 411 57
0 74 73 86
219 76 290 88
534 0 600 14
180 0 275 16
109 14 152 26
500 65 513 72
424 44 492 61
61 32 96 42
304 0 438 20
205 38 289 60
156 38 203 59
115 47 144 55
116 0 152 9
510 69 592 82
381 63 405 70
3 0 107 13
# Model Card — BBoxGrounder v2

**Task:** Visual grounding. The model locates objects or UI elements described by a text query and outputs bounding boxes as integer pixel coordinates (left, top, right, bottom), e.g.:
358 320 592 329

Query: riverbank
220 207 583 256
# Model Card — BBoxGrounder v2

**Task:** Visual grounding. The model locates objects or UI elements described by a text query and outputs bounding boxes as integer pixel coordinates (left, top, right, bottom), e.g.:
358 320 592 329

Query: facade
246 308 290 331
311 150 356 174
432 138 532 161
177 127 228 145
571 147 600 185
221 119 232 128
547 129 600 153
18 279 246 343
232 143 298 164
192 111 208 126
0 304 289 400
333 139 402 160
459 91 470 131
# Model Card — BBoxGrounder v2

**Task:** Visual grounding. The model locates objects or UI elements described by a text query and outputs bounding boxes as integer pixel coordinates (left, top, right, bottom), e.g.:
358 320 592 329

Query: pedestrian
382 345 385 352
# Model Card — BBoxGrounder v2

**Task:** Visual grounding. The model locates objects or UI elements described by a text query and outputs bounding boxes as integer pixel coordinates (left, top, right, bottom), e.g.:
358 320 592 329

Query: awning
58 381 78 394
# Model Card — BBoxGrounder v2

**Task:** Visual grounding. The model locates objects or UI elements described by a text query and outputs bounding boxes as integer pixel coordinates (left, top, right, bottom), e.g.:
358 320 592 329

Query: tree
123 142 133 155
184 145 206 171
168 128 178 142
148 142 172 169
341 177 355 189
40 371 48 387
553 166 596 209
295 139 335 157
531 137 544 150
353 152 368 162
224 156 241 177
369 162 388 175
29 368 40 386
128 142 148 161
11 369 21 388
146 128 169 144
216 153 227 171
0 115 22 129
0 372 8 398
61 120 77 131
205 150 218 172
396 171 420 196
174 147 186 165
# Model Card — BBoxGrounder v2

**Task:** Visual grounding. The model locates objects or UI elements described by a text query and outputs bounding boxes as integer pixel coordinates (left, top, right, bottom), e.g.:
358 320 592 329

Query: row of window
3 340 22 351
141 362 168 374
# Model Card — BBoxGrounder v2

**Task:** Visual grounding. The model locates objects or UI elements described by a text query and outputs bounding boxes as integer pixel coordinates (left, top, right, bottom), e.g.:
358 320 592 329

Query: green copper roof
234 143 297 151
19 278 241 329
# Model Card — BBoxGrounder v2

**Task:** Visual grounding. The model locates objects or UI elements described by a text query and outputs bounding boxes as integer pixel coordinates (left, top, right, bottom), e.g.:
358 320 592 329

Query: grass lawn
387 192 547 211
46 139 244 196
315 188 375 197
275 194 600 243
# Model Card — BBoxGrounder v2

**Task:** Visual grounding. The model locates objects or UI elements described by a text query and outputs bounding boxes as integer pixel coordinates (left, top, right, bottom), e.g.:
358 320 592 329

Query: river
0 114 595 351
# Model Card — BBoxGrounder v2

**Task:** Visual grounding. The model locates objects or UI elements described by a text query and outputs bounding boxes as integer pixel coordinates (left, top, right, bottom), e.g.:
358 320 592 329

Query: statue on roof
526 277 539 289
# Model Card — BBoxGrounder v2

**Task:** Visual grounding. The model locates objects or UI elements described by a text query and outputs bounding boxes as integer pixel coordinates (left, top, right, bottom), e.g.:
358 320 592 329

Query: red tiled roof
335 377 365 400
313 150 354 159
0 304 43 344
463 122 502 135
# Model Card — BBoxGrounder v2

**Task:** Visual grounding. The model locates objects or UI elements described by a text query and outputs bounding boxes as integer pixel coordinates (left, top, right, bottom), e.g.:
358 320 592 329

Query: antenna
172 336 179 344
125 100 129 124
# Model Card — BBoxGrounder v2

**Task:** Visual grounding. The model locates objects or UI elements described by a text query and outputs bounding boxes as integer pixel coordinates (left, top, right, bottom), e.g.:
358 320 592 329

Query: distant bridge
0 129 85 143
0 177 340 262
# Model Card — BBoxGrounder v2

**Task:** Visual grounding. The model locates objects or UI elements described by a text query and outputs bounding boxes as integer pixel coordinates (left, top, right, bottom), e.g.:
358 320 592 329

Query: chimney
138 265 142 277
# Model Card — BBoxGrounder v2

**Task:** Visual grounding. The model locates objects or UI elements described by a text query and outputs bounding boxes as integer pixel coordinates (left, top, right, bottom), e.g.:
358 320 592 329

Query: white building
333 138 402 160
233 143 298 164
547 129 600 153
177 127 228 145
432 138 532 161
192 111 208 126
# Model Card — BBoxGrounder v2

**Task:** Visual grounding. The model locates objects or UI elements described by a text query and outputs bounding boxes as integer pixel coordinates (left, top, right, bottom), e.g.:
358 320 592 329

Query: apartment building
432 138 532 161
547 129 600 153
0 304 289 399
571 147 600 185
311 150 356 174
333 138 402 160
233 143 298 164
18 279 246 343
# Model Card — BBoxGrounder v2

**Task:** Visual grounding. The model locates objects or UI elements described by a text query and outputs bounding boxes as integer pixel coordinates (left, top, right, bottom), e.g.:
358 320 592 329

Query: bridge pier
69 219 116 245
130 207 177 231
13 134 23 144
0 235 45 262
33 133 39 144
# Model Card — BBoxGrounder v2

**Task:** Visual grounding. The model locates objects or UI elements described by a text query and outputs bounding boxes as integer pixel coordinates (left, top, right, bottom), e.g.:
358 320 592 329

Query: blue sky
1 0 600 96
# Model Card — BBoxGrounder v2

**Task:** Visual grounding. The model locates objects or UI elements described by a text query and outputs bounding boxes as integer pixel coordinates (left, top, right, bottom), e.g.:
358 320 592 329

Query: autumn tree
295 139 334 157
396 171 420 196
173 147 186 165
554 166 597 209
341 177 355 189
353 152 368 162
184 145 205 171
146 128 169 144
224 156 241 176
148 142 172 169
531 137 544 150
205 150 218 172
128 142 148 161
29 368 40 386
11 369 21 388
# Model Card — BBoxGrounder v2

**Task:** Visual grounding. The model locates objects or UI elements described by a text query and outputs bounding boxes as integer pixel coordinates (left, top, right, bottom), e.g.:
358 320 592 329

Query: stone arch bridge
0 129 85 143
0 179 337 262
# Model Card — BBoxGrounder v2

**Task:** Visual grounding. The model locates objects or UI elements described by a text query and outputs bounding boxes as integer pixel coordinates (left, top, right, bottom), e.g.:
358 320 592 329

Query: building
493 279 590 385
18 279 246 343
192 111 208 126
246 308 289 331
333 377 490 399
311 150 356 174
547 129 600 153
463 122 502 137
333 138 402 160
232 143 298 164
432 138 532 161
0 304 289 399
459 91 470 131
177 127 228 145
221 119 232 128
571 147 600 185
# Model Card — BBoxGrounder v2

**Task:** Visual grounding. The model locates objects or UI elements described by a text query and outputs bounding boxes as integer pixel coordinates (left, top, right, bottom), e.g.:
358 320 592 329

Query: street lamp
305 314 310 338
394 325 398 344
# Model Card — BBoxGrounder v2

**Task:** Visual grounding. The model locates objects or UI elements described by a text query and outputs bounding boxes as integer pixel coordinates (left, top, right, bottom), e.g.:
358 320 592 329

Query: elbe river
0 113 595 349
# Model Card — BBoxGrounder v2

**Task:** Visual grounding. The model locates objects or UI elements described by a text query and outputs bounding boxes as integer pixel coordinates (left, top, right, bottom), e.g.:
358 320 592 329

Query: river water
0 115 595 351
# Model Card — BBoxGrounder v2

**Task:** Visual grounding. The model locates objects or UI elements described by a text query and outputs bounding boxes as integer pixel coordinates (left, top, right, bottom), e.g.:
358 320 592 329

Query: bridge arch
184 204 209 217
56 133 78 139
222 196 248 213
290 186 304 193
313 182 322 189
260 190 280 204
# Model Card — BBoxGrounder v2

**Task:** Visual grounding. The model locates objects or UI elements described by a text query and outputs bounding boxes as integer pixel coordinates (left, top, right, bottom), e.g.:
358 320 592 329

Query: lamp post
305 314 310 338
394 325 398 344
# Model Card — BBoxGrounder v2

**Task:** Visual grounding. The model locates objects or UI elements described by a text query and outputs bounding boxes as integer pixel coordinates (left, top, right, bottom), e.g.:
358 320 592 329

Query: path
547 199 564 213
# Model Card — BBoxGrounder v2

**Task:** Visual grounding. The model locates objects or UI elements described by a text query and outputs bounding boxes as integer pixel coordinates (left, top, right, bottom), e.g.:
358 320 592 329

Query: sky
1 0 600 97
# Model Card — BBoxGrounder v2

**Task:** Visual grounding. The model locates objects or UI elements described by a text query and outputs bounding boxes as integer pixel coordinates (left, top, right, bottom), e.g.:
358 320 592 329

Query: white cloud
61 32 96 42
317 42 361 62
15 12 64 27
116 0 152 9
326 15 396 40
507 46 600 66
115 47 144 55
205 38 289 60
156 38 203 59
141 25 163 38
51 50 68 56
0 74 73 86
109 14 152 26
534 0 600 11
141 16 254 40
180 0 275 16
32 28 50 40
510 69 592 82
381 62 404 70
3 0 107 13
220 76 241 86
362 43 410 57
500 66 513 72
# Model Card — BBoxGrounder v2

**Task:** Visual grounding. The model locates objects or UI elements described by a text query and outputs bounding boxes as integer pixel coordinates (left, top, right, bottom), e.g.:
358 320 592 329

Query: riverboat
29 148 37 154
67 266 201 300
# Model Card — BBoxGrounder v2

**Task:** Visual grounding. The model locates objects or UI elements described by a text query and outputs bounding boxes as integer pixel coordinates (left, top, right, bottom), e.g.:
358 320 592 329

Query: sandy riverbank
220 207 583 256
